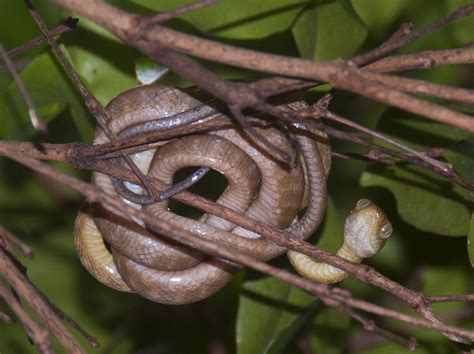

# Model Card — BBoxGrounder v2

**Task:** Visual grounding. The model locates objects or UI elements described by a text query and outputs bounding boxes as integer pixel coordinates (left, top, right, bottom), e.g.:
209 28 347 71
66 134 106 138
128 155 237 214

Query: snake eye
379 223 393 239
356 199 371 209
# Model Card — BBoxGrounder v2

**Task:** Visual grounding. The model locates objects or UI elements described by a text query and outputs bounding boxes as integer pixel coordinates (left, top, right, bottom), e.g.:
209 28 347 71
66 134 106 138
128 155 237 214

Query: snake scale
74 85 392 304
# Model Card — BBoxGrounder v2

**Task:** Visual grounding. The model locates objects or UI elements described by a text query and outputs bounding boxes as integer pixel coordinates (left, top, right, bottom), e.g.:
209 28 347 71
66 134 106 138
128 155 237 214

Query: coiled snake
74 85 391 304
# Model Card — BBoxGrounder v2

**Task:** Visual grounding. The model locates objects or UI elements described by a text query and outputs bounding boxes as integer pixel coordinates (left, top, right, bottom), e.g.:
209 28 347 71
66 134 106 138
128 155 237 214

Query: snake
74 84 390 304
288 198 392 283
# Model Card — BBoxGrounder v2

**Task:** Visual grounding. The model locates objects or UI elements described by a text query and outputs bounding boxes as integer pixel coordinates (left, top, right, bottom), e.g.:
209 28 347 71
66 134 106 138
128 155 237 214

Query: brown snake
74 84 390 305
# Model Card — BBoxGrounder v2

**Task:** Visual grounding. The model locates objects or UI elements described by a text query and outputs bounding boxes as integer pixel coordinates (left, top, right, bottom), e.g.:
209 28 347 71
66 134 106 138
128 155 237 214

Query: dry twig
1 0 473 351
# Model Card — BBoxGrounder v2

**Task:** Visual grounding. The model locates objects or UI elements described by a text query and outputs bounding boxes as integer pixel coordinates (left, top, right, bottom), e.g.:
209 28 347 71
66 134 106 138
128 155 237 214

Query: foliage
0 0 473 353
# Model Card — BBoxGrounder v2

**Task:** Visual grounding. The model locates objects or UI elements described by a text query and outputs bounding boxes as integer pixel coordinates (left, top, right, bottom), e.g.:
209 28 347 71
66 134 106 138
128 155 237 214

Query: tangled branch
0 0 473 352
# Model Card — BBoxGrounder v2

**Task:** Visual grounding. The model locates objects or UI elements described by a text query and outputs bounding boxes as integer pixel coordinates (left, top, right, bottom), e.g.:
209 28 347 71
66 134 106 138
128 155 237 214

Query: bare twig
0 226 98 348
360 70 474 106
51 0 474 134
145 0 221 25
430 294 474 303
14 0 474 349
0 225 34 258
341 306 418 350
0 42 46 132
352 22 414 65
0 281 54 354
354 4 474 65
0 311 15 325
366 47 474 73
24 0 161 203
321 111 450 173
313 121 474 192
228 104 293 164
25 277 99 347
6 17 78 58
0 248 87 353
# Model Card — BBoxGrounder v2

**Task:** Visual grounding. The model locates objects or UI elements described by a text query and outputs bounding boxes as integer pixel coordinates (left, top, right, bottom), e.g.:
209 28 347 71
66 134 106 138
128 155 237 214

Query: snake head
343 199 393 259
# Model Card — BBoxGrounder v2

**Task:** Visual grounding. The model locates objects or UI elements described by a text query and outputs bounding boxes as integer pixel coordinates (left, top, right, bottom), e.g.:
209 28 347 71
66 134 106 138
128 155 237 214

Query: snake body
288 199 392 283
75 85 391 303
74 84 331 304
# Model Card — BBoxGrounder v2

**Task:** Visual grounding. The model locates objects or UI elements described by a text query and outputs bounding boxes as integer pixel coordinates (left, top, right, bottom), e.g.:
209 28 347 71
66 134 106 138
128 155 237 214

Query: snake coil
74 85 331 305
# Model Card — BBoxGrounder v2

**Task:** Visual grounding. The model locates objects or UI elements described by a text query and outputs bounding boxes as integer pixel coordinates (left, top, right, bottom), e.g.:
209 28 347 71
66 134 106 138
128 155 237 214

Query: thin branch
0 225 34 258
0 226 98 348
329 65 474 134
308 118 474 192
0 281 54 354
228 104 293 165
24 0 161 203
0 249 87 353
145 0 221 25
354 4 474 65
352 22 415 65
366 47 474 73
51 0 474 134
360 70 474 105
6 17 78 58
31 282 99 348
321 111 450 173
248 97 472 191
341 306 418 351
0 311 15 325
0 42 46 132
429 294 474 303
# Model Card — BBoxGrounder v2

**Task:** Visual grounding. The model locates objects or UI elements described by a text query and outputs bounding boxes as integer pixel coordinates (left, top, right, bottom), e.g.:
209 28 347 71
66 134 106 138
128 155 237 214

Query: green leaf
308 308 349 354
0 0 64 53
135 56 170 85
359 109 471 237
132 0 308 39
236 276 317 354
361 164 470 236
444 137 474 184
65 20 138 107
445 138 474 265
351 0 409 35
0 51 93 141
292 0 368 60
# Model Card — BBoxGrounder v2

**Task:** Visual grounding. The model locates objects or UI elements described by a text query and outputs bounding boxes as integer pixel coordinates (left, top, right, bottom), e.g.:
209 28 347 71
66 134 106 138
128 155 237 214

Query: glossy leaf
237 276 318 354
444 137 474 184
292 0 367 60
132 0 308 39
361 164 470 236
65 17 138 107
0 52 93 141
351 0 409 35
360 110 471 237
135 56 170 85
